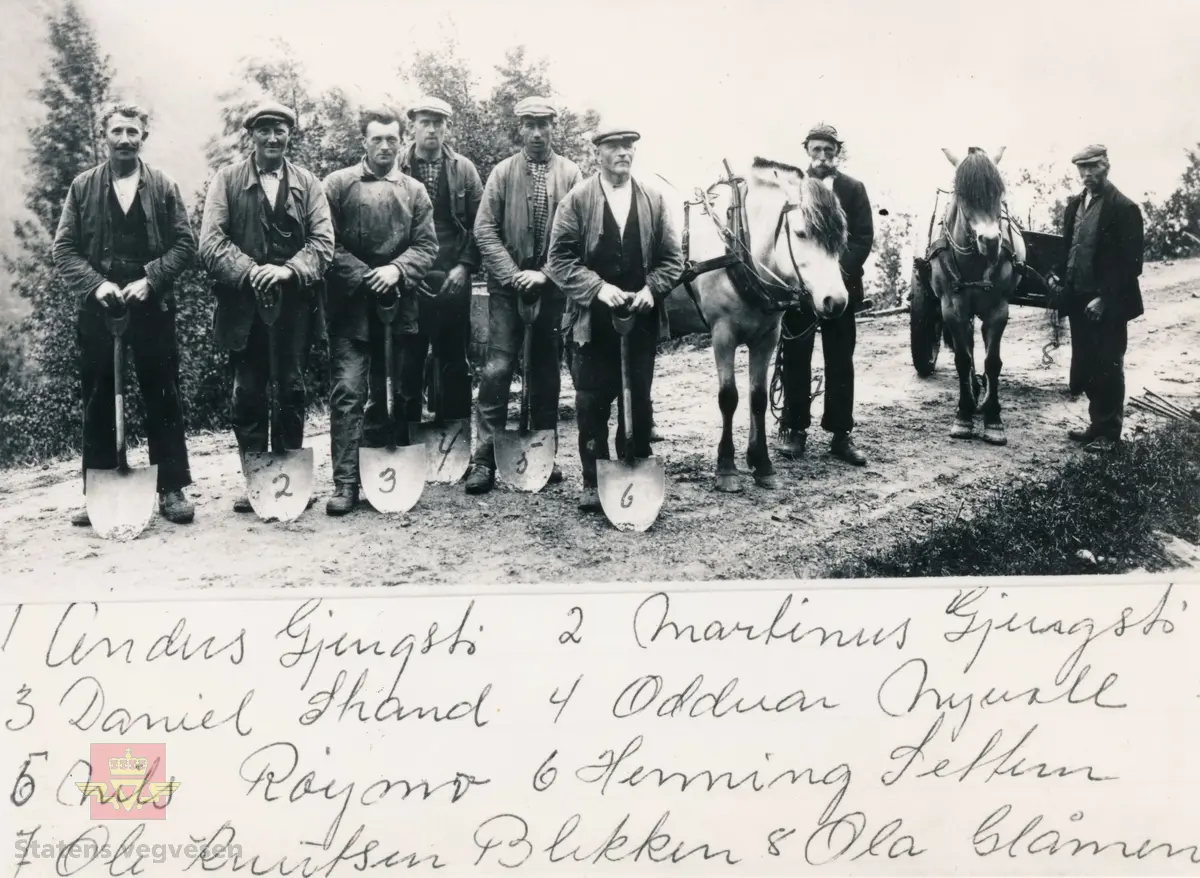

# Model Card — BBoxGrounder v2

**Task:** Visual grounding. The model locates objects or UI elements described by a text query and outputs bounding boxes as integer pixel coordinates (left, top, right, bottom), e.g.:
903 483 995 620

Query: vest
594 193 645 293
107 184 150 286
1067 191 1104 294
425 159 461 271
262 167 303 267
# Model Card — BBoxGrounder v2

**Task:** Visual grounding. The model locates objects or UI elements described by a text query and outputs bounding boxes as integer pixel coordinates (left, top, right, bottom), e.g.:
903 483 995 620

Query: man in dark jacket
470 96 583 494
1051 144 1144 453
546 126 683 511
775 123 873 466
198 101 335 511
396 96 484 442
321 106 439 514
52 102 197 528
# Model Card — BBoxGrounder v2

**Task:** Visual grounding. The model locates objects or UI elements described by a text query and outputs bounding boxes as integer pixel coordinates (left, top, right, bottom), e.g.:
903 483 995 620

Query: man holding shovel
396 96 483 463
198 100 335 513
53 102 198 528
321 106 439 515
470 97 582 494
546 126 684 512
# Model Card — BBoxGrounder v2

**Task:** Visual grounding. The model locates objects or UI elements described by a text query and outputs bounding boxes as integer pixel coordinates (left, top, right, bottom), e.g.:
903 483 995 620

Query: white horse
674 157 850 492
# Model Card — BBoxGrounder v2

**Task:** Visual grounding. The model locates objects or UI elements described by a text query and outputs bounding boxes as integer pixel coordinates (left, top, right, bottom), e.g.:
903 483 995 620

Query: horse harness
675 161 819 342
920 187 1019 295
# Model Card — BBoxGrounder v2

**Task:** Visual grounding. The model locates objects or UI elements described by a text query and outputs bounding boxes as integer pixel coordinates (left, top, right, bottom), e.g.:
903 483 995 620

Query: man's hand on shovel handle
598 285 631 309
94 281 123 309
512 270 546 292
629 287 654 314
121 277 152 304
249 264 293 295
364 264 402 295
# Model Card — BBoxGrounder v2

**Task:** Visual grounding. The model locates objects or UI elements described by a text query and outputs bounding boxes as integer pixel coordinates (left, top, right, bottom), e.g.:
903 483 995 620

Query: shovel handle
375 292 401 325
113 328 127 469
256 284 284 327
619 333 634 464
611 308 636 336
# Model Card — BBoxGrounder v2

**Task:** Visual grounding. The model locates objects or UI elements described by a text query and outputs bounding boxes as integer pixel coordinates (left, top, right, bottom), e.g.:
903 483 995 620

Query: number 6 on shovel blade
596 457 665 532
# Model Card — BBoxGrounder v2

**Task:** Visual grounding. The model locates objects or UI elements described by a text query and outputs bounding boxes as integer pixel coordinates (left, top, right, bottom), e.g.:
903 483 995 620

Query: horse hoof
983 425 1007 446
715 473 743 493
753 472 778 489
950 420 974 439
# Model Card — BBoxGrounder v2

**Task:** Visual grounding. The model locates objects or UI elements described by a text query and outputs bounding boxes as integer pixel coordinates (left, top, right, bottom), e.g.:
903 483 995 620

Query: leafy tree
1142 144 1200 261
0 0 115 464
400 40 600 185
1007 163 1076 234
867 211 913 308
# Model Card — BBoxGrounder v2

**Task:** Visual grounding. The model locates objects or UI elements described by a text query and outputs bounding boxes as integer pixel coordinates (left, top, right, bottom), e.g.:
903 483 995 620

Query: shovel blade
242 448 314 523
360 443 426 514
495 428 557 492
596 457 665 532
85 464 159 541
408 419 470 483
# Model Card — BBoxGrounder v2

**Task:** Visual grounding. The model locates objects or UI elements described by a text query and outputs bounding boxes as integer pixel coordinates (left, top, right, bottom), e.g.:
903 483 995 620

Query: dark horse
929 147 1021 445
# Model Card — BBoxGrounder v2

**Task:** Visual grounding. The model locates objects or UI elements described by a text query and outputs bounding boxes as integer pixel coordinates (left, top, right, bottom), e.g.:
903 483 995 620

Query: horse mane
751 156 806 177
954 151 1005 217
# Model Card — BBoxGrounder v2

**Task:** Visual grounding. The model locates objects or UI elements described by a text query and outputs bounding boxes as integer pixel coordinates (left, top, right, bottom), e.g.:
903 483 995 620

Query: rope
769 313 823 427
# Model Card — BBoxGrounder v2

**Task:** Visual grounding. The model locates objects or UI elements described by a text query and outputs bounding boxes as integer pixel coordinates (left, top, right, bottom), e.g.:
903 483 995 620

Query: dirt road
4 260 1199 592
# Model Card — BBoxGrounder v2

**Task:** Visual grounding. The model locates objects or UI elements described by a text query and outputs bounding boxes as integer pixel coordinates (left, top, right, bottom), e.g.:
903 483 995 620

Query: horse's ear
941 148 961 167
991 145 1006 165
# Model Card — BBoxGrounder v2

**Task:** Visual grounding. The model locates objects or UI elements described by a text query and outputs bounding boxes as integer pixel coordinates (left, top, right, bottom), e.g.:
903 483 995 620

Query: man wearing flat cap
469 96 583 494
320 105 439 515
546 125 683 511
53 102 198 528
396 95 484 447
198 99 335 511
775 122 873 466
1050 144 1144 453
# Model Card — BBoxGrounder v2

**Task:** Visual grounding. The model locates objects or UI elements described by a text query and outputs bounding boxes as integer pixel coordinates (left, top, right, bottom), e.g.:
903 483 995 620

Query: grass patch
827 423 1200 578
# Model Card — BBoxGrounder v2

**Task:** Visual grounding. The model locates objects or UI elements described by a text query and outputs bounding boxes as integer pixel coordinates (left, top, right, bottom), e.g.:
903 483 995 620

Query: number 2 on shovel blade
273 472 293 499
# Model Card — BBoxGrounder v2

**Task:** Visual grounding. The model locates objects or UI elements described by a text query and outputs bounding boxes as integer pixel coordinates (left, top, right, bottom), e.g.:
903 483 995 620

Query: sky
12 0 1200 223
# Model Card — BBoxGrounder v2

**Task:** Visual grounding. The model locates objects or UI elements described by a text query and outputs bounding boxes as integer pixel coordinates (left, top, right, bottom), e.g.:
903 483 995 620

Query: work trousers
400 283 473 424
571 302 658 487
780 304 857 434
1067 304 1128 438
78 301 192 494
229 297 312 456
473 291 565 469
328 316 414 488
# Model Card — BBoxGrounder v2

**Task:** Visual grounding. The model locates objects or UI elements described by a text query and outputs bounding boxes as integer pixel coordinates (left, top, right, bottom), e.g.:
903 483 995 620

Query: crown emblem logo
108 749 149 778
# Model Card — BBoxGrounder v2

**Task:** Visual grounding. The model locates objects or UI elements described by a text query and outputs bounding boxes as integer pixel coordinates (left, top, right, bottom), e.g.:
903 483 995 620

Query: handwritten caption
2 584 1197 875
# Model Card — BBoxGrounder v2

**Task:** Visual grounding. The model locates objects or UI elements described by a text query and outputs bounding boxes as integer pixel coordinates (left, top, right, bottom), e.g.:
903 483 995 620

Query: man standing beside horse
546 126 683 512
198 101 335 512
1051 144 1144 453
396 96 484 455
53 102 198 528
321 106 440 515
469 97 582 494
775 123 873 466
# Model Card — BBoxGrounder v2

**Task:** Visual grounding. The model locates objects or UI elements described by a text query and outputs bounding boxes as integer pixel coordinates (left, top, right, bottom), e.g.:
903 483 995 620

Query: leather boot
159 490 195 524
578 485 602 511
830 432 867 466
233 496 252 513
71 508 90 527
776 429 807 460
548 464 563 484
325 484 358 516
465 464 494 495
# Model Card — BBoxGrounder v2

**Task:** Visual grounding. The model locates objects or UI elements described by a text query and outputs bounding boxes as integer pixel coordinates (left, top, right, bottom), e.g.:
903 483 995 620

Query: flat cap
514 96 557 119
592 126 640 146
1071 144 1108 165
803 122 843 147
243 101 296 131
406 96 453 120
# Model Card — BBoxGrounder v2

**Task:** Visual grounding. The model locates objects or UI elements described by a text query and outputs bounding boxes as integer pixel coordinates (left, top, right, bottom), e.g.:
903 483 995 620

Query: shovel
85 302 159 541
596 309 665 532
360 292 426 513
241 287 314 522
495 296 557 491
408 270 470 483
